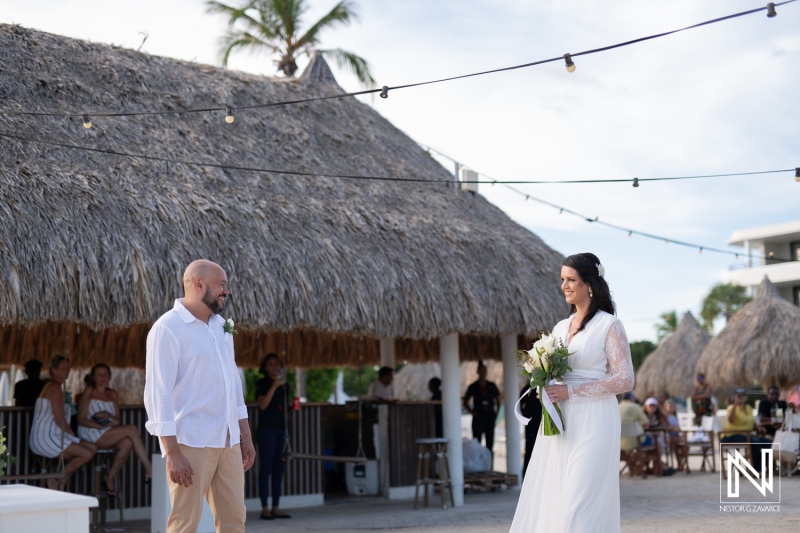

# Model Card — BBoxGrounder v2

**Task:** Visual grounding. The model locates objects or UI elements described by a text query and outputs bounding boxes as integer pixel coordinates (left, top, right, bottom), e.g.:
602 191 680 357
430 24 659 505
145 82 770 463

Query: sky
2 0 798 342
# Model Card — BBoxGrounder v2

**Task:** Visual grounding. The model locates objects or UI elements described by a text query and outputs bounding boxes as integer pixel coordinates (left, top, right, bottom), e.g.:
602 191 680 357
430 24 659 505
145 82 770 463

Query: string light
563 53 576 73
82 114 92 129
420 143 796 262
3 1 795 122
767 2 778 16
699 248 703 254
632 177 639 188
795 168 800 182
225 107 234 124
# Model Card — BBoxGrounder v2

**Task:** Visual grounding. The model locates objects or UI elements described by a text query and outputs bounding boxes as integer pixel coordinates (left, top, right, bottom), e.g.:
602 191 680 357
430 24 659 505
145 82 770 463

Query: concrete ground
110 467 799 533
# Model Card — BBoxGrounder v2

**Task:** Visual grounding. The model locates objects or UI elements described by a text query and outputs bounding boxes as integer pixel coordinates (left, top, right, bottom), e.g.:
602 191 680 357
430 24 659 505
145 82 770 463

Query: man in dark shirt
463 362 501 462
519 384 543 477
757 386 788 437
13 359 44 407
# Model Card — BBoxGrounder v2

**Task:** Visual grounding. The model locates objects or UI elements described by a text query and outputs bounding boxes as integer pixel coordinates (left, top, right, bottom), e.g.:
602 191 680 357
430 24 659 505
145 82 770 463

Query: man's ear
193 277 204 292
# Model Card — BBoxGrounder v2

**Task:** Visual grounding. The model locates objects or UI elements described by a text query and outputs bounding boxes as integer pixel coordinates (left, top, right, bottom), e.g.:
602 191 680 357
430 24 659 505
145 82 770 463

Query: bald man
144 260 255 533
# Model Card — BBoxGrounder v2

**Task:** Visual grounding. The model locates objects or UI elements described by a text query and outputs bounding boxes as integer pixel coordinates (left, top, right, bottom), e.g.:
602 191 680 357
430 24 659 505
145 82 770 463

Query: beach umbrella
635 312 711 400
696 277 800 389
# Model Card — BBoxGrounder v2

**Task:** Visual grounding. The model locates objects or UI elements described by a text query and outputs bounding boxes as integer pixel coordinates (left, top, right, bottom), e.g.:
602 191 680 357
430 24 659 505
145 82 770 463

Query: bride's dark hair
563 252 615 333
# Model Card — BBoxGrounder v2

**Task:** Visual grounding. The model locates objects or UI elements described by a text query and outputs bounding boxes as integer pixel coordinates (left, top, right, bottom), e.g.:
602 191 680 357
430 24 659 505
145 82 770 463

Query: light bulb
698 248 703 255
563 53 576 73
767 3 777 17
795 168 800 182
380 86 389 99
665 239 669 244
628 231 632 237
632 177 639 188
82 114 92 129
225 107 234 124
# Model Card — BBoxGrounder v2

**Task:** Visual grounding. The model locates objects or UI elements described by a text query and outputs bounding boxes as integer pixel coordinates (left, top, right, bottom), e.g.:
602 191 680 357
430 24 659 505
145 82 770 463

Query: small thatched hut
634 312 710 400
696 276 800 389
0 24 566 369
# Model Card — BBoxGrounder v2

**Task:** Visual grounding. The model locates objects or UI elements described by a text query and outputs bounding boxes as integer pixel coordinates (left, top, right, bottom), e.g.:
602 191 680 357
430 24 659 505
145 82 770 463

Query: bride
510 253 634 533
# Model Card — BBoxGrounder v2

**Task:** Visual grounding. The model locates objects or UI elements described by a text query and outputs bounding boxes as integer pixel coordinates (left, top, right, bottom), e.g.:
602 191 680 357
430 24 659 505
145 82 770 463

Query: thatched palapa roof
696 277 800 389
634 312 710 399
0 24 566 368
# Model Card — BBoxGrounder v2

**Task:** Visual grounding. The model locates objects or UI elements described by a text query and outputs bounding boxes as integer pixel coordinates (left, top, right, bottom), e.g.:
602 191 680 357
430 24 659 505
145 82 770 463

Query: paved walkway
110 470 799 532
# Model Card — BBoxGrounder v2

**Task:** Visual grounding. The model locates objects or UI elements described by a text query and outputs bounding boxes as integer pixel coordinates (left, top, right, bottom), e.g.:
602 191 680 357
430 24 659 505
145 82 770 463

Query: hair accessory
596 263 605 278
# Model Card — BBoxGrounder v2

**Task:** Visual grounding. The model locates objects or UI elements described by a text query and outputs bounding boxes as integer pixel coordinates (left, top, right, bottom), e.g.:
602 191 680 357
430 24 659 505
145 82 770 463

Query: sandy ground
111 459 799 532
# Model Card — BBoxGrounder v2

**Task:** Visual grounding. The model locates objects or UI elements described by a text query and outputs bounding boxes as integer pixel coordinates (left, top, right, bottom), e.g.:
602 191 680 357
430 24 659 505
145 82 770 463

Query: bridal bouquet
518 333 573 436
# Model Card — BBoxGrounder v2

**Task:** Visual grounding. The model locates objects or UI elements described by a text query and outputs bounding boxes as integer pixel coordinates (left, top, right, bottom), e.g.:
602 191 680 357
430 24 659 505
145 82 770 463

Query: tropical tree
629 340 657 372
655 310 678 343
700 283 751 332
207 0 376 87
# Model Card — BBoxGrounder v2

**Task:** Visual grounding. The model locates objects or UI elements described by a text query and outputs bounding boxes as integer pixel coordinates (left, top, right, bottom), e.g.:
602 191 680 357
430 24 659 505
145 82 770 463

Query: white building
726 220 800 305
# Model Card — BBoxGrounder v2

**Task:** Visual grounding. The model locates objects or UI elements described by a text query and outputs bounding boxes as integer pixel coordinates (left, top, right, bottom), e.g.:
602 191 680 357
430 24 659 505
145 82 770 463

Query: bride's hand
544 384 569 402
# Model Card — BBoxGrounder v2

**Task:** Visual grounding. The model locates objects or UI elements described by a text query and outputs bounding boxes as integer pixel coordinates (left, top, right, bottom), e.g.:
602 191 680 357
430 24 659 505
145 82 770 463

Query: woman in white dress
29 355 97 491
510 253 634 533
77 363 152 495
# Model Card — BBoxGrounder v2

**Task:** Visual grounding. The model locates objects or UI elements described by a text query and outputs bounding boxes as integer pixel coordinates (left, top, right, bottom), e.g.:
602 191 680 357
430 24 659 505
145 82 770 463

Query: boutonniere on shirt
223 318 238 335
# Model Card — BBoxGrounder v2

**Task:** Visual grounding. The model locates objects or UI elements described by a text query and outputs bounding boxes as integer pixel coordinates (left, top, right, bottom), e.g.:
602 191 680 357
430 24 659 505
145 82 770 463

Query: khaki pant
167 443 246 533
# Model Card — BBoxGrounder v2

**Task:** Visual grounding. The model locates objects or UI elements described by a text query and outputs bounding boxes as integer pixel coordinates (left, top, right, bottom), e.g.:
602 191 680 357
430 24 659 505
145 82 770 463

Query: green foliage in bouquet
518 332 573 435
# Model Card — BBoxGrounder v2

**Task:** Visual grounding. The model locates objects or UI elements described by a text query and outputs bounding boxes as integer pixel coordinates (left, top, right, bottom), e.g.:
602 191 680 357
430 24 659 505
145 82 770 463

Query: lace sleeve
567 319 635 402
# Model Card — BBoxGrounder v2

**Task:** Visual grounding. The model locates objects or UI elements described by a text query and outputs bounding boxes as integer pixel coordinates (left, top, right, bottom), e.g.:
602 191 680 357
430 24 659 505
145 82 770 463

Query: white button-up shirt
144 299 247 454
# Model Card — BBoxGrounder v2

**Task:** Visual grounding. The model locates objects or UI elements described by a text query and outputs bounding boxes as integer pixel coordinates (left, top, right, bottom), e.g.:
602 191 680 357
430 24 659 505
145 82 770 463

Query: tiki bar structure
0 24 566 514
634 312 710 400
696 276 800 390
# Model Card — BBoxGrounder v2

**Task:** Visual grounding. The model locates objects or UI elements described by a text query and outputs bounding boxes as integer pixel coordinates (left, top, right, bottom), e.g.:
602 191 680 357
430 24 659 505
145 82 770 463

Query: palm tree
700 283 751 332
207 0 376 87
655 310 678 343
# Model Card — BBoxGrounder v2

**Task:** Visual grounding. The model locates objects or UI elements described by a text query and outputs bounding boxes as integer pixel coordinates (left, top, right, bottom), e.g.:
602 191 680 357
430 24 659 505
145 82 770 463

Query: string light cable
420 143 797 263
0 129 795 264
1 130 796 190
0 1 794 124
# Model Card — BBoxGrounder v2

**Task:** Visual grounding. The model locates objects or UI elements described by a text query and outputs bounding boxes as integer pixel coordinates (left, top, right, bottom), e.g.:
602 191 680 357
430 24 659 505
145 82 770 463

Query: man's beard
202 286 224 315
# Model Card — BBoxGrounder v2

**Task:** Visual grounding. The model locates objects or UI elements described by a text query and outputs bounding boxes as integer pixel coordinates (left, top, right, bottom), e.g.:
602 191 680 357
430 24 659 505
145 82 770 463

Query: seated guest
721 387 773 472
14 359 45 407
757 386 788 437
77 363 152 496
368 367 394 401
30 355 97 491
663 399 689 472
619 392 648 451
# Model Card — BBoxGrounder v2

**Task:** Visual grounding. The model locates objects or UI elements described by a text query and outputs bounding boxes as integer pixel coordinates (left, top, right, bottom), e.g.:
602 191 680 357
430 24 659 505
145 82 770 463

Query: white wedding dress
510 310 634 533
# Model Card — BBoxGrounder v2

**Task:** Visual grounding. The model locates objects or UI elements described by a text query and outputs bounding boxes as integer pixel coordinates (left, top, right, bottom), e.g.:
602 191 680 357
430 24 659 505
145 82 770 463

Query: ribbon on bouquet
513 379 565 433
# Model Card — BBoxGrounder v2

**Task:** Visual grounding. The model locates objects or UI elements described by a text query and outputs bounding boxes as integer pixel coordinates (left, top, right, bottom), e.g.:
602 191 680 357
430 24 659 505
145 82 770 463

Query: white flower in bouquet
517 332 574 436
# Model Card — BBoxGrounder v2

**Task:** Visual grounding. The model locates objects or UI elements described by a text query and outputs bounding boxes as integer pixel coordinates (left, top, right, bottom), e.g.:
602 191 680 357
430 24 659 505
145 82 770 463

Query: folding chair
683 414 717 472
620 422 659 479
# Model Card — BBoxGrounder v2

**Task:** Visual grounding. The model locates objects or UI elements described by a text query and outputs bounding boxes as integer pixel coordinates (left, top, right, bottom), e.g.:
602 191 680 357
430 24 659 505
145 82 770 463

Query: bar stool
413 438 454 509
91 449 124 527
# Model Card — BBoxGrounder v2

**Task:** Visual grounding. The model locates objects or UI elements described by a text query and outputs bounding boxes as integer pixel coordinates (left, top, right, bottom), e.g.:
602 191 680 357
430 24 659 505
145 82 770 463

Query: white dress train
510 311 634 533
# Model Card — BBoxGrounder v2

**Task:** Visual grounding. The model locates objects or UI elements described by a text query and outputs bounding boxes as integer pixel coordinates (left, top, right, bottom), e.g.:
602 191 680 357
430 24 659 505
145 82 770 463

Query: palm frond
321 48 376 88
219 29 279 67
295 0 357 49
208 0 282 42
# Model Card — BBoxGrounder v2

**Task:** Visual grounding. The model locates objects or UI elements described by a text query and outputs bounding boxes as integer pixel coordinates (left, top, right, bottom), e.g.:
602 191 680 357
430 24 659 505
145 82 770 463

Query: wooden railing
387 402 438 487
0 403 324 509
